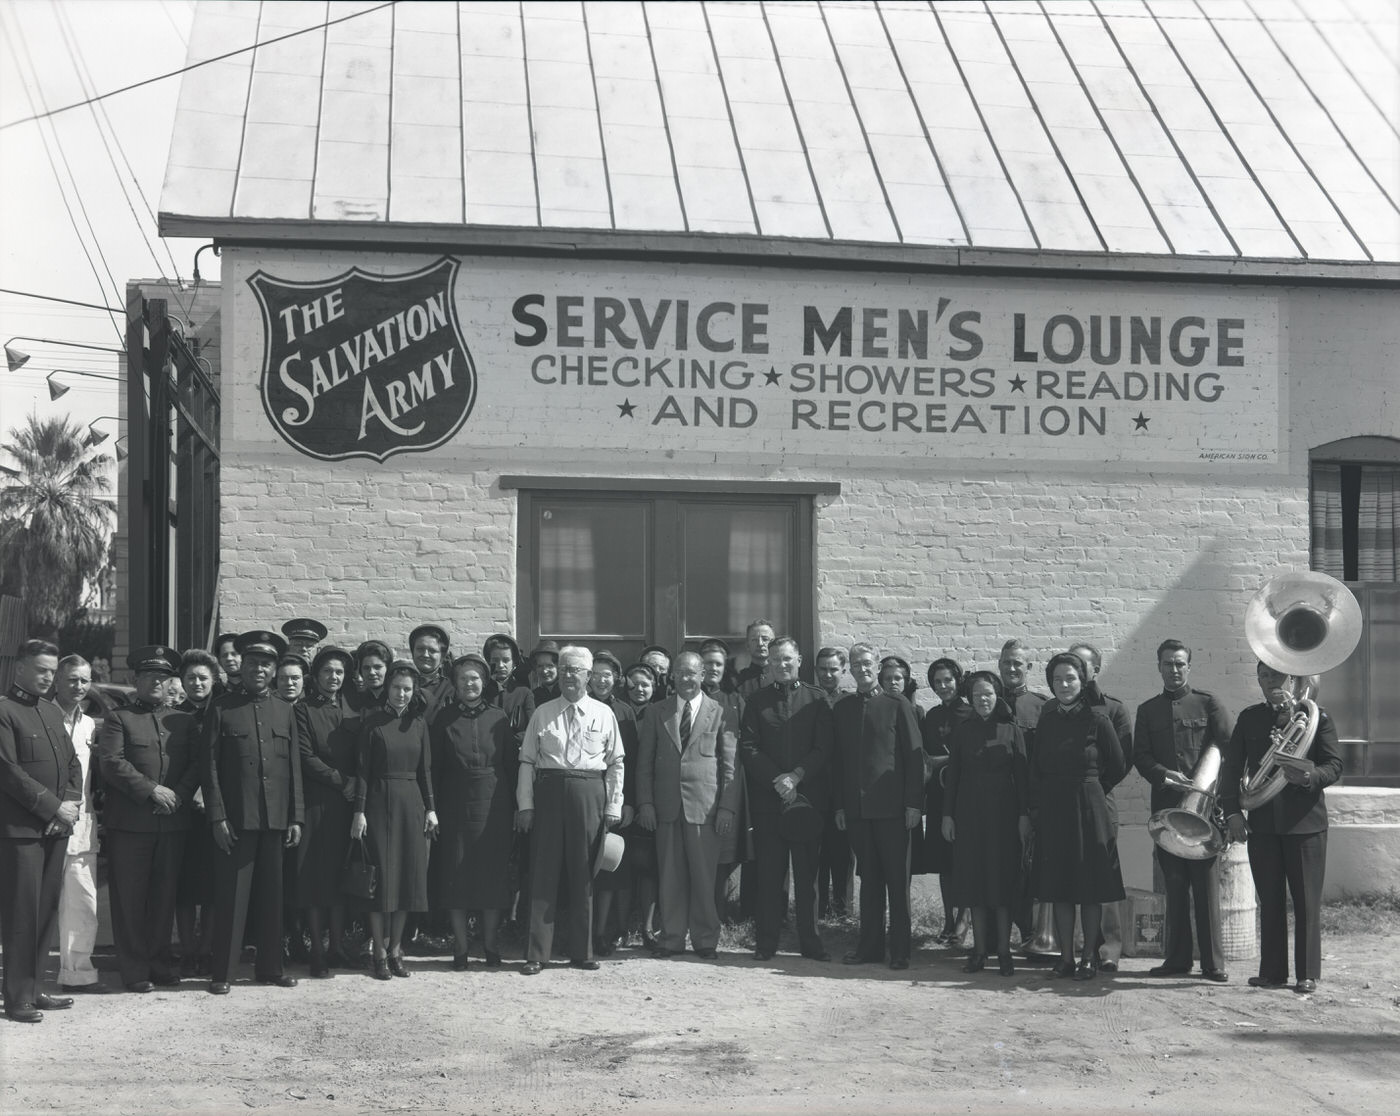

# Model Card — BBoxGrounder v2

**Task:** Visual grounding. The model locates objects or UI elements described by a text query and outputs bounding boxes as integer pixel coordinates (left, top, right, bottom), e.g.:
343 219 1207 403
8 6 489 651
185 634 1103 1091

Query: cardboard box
1124 887 1167 958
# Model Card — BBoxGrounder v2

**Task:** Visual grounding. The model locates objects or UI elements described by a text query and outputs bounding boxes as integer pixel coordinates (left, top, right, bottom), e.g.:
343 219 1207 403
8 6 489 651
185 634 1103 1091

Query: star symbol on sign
764 367 782 386
1009 375 1027 392
1132 412 1150 431
617 399 637 418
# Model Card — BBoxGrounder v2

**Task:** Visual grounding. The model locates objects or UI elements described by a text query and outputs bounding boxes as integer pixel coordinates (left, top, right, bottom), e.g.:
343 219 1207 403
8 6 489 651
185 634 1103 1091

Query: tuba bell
1148 741 1225 860
1240 569 1361 810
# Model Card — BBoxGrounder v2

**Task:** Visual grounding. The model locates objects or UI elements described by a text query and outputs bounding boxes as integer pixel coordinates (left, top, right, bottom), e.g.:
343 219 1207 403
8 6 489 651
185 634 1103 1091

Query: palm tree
0 415 114 635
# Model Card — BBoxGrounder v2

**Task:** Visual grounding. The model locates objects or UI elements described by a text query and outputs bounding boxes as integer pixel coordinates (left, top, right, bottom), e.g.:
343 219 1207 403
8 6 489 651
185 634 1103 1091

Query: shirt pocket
269 730 291 760
17 732 41 764
698 733 716 758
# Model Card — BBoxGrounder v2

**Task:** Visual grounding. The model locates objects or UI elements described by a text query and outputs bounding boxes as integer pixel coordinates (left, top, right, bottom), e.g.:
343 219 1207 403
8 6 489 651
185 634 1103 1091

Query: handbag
341 837 377 900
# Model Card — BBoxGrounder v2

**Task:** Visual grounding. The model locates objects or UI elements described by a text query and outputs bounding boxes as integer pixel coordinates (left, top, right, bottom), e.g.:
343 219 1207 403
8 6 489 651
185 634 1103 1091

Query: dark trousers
107 829 185 985
527 771 604 963
0 835 67 1006
849 816 912 962
817 811 854 917
1157 846 1223 972
211 828 286 982
752 813 822 956
1248 829 1326 983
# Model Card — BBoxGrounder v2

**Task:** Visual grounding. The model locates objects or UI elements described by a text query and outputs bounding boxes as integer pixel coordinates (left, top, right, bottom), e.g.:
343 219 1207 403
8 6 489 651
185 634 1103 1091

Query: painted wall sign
234 253 1281 467
248 258 477 462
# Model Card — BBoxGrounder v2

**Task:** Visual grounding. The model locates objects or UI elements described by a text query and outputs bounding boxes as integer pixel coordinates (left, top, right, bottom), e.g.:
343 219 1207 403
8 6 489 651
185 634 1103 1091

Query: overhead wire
0 0 398 131
53 0 190 311
1 8 125 341
0 288 125 313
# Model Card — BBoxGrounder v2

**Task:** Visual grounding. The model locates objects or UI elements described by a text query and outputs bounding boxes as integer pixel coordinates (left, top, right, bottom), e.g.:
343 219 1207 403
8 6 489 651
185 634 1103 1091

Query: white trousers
58 850 100 986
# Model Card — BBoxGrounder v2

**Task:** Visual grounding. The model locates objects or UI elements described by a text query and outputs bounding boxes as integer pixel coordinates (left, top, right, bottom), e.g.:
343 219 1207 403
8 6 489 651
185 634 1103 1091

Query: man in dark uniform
281 618 327 666
999 638 1050 947
1070 642 1135 974
1133 638 1233 981
833 644 923 970
814 645 855 919
203 630 304 994
410 624 452 720
0 639 81 1022
1221 660 1339 994
99 646 202 992
740 636 834 962
734 619 775 700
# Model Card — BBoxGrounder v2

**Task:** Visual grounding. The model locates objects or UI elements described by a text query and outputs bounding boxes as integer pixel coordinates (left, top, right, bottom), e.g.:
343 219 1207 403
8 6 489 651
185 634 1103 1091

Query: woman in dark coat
295 646 358 977
915 657 974 942
879 655 921 708
431 654 516 970
942 671 1030 975
1031 652 1126 981
351 661 438 979
276 654 307 704
589 653 642 954
347 640 390 714
175 649 222 975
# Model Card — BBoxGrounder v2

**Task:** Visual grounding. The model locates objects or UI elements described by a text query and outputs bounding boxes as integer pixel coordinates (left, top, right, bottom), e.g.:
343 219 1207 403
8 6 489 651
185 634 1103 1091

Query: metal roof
160 0 1400 269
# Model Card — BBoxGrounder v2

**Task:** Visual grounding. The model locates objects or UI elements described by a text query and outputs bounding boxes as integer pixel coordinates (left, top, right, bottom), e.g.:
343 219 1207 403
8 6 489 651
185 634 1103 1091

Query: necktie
565 703 583 766
679 700 692 749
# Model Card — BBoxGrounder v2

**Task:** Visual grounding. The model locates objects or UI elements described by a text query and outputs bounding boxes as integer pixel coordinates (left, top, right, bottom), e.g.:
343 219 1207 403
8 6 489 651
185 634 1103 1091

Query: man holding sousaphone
1219 569 1357 996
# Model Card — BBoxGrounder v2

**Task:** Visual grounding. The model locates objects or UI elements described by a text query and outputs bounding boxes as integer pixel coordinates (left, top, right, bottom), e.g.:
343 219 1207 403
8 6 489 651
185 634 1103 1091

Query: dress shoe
5 1003 43 1023
483 950 502 968
34 994 72 1011
126 981 155 994
570 959 601 971
452 954 471 972
256 975 298 988
594 939 615 957
801 948 831 962
207 982 230 995
387 956 410 978
1248 975 1287 989
310 963 330 979
1099 959 1118 973
1294 978 1317 994
961 954 986 974
372 959 392 981
520 960 543 976
751 950 774 962
1073 960 1099 982
1050 960 1077 979
695 948 718 960
843 951 875 965
1202 969 1229 983
889 958 910 971
997 954 1015 977
61 982 111 994
1148 964 1190 977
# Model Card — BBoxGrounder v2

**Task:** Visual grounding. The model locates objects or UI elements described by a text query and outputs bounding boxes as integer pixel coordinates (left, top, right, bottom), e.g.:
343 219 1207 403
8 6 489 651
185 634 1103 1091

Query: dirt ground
3 899 1397 1116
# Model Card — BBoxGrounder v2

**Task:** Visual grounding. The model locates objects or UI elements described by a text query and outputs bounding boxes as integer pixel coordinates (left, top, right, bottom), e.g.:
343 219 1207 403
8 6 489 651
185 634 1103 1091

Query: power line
0 288 125 313
0 0 398 131
0 11 123 341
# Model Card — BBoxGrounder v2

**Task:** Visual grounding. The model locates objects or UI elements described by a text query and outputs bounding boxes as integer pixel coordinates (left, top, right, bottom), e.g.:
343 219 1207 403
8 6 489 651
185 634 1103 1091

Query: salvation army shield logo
249 258 477 463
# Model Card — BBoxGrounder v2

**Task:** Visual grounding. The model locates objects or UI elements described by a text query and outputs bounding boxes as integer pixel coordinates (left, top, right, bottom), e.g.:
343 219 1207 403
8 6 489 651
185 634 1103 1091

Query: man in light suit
637 651 740 959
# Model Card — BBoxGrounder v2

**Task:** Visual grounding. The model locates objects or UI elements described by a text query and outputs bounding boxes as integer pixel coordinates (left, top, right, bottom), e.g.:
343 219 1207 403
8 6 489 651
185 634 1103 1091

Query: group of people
0 615 1341 1021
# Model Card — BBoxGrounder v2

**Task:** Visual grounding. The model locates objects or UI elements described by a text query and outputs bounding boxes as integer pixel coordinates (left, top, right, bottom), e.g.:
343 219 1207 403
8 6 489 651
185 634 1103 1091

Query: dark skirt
1033 776 1125 904
912 775 953 875
357 776 429 913
433 769 514 910
950 772 1022 907
296 782 354 907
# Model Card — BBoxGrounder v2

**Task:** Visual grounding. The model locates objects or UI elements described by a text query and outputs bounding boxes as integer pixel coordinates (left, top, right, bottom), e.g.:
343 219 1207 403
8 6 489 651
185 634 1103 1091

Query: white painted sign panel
227 251 1282 467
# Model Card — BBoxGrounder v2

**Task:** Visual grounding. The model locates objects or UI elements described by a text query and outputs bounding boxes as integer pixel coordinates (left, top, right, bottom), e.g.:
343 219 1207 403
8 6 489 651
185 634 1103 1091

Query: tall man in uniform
740 636 834 962
203 630 303 994
999 638 1050 945
734 619 776 699
833 644 923 970
1069 642 1135 973
515 645 624 974
1134 639 1232 982
99 646 203 992
636 651 740 958
814 645 856 918
0 639 81 1023
281 618 327 665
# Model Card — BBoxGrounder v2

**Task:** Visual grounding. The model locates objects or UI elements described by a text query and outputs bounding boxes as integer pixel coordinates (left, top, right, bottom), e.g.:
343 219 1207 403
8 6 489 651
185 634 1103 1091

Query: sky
0 0 218 461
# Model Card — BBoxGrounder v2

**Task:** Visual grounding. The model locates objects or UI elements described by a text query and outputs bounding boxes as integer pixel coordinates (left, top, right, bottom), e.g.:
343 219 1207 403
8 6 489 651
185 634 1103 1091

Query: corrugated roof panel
312 3 393 222
709 6 827 239
825 5 964 245
458 7 536 227
522 5 612 228
388 6 464 224
647 2 756 234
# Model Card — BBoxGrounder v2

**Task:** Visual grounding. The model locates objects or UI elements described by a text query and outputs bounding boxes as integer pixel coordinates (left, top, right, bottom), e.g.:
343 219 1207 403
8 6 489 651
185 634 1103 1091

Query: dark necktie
679 700 692 749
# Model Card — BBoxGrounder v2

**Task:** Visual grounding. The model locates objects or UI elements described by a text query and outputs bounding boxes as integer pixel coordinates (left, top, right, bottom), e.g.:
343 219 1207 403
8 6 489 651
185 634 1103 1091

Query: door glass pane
681 504 791 638
538 503 647 638
1368 587 1400 745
